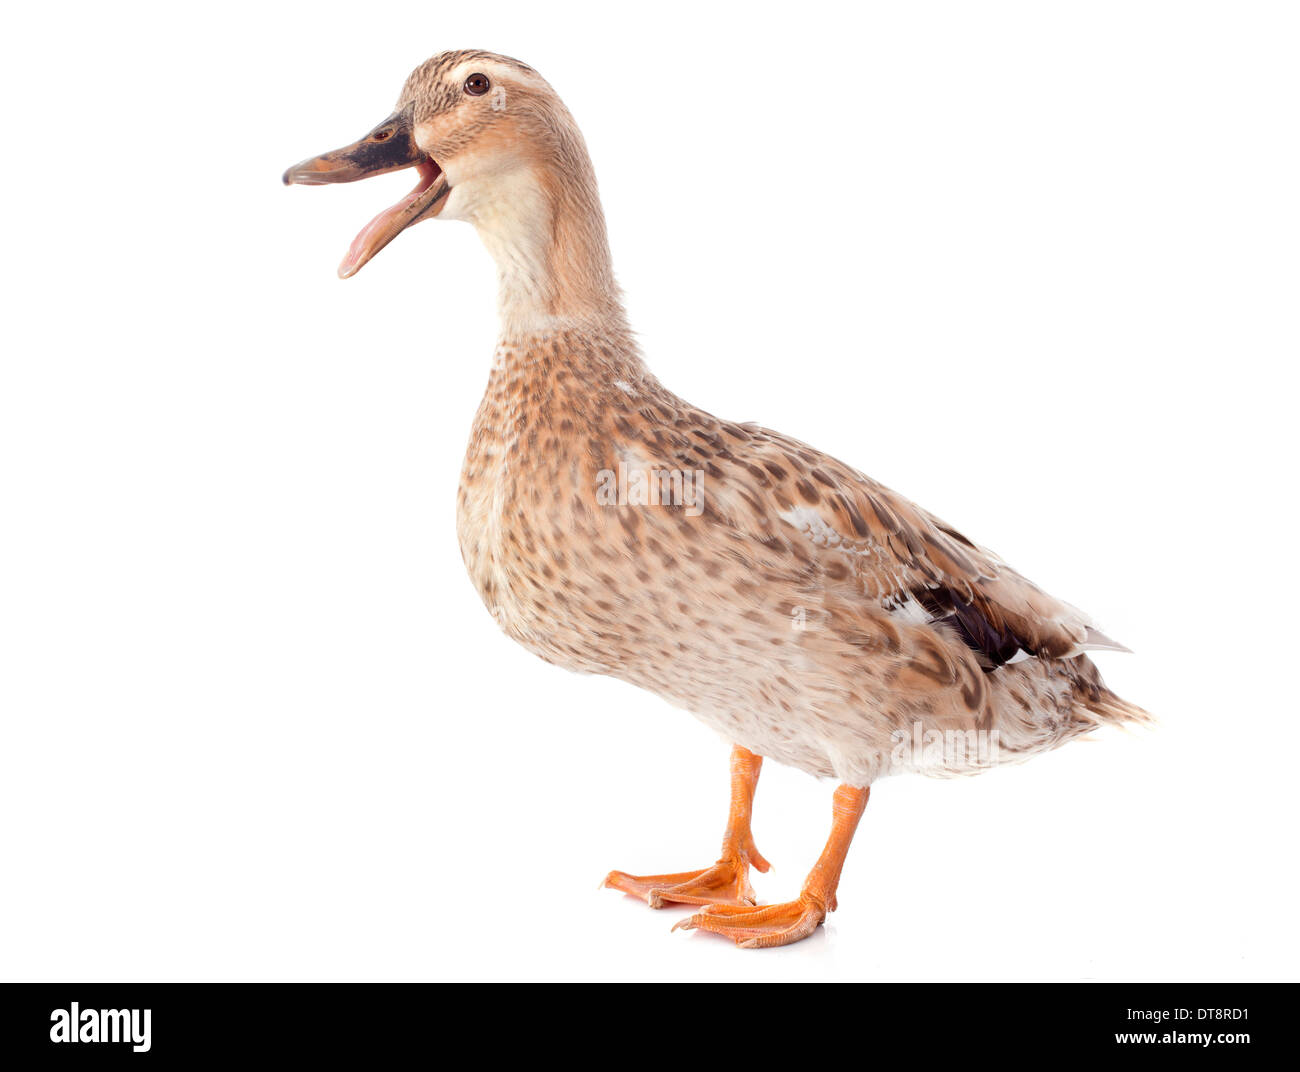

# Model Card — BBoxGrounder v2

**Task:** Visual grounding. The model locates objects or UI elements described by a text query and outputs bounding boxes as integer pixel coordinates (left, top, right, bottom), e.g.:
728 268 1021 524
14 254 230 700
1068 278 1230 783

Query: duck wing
699 419 1126 669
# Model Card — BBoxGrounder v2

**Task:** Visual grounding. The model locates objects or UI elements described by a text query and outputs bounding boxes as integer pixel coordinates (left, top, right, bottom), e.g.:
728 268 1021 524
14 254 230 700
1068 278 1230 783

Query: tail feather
1080 688 1152 728
1069 625 1134 656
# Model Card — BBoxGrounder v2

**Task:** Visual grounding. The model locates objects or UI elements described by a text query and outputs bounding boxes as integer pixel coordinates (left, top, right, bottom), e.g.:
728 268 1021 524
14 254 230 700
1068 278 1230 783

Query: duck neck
463 159 629 342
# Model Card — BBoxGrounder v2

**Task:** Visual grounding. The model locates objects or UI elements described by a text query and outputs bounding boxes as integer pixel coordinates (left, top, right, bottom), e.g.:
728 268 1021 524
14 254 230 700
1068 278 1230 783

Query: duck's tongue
339 159 449 279
282 104 451 278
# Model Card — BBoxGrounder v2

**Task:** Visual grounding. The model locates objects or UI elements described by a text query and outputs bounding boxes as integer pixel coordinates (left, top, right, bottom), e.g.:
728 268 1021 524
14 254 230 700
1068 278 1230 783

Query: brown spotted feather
457 332 1146 787
371 50 1147 788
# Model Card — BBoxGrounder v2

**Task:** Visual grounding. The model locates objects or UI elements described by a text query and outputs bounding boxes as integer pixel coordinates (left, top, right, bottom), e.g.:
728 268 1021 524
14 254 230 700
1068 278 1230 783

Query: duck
283 49 1148 949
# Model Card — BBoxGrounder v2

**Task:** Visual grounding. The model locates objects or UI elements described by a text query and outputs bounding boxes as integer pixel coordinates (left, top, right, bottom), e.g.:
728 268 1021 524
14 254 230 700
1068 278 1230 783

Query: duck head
284 49 622 336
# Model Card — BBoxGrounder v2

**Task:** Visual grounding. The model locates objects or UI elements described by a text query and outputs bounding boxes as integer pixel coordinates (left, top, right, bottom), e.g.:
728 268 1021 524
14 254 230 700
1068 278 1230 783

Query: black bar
0 982 1288 1061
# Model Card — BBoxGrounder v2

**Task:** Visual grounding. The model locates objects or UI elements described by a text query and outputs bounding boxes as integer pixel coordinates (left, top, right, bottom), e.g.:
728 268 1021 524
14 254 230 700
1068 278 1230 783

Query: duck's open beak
282 103 451 279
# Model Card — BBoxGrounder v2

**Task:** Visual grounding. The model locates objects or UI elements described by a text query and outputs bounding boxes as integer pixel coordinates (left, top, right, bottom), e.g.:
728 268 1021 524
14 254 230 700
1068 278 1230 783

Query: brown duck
284 49 1148 948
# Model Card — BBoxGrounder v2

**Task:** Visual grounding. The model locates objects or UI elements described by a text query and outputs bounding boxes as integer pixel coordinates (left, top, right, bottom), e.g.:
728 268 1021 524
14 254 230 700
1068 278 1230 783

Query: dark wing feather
913 586 1030 671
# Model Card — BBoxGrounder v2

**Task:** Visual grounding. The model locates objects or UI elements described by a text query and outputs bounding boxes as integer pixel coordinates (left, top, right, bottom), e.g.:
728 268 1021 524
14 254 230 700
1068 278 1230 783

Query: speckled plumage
287 49 1148 947
457 326 1144 787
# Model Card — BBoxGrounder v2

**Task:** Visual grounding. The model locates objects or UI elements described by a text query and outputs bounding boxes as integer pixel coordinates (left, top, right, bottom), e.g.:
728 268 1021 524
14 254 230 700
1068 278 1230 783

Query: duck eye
373 130 391 141
464 73 491 96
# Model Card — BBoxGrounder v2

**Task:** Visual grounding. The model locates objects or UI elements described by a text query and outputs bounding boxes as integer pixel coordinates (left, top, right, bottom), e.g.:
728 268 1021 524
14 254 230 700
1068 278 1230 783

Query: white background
2 1 1297 982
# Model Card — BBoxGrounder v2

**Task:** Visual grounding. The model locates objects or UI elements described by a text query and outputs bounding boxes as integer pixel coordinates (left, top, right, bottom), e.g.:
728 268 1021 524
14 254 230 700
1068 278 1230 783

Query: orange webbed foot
673 893 827 948
603 849 770 909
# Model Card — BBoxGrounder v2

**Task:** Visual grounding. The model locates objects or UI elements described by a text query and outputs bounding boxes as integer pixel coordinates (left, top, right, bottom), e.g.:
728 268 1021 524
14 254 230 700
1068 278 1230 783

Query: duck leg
603 745 771 908
673 784 870 948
